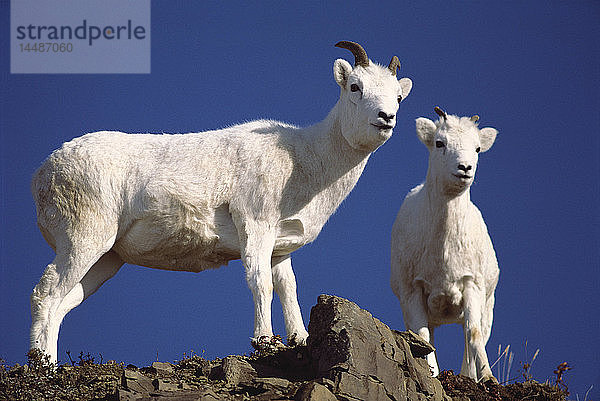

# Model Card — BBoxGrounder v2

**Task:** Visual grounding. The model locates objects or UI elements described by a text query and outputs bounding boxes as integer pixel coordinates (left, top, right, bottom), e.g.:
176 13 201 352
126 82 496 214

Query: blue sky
1 1 598 398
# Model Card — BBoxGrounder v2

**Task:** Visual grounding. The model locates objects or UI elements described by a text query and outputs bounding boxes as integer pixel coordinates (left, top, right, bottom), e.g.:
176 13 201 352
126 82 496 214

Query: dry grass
0 349 122 401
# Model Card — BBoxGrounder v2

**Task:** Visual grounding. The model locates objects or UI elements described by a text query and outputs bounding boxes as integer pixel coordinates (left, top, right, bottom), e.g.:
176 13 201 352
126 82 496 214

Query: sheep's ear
479 127 498 152
399 78 413 100
416 118 436 147
333 59 353 89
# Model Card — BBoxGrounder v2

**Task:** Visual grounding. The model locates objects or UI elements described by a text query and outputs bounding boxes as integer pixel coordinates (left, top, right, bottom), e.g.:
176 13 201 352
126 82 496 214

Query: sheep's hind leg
271 254 308 346
30 235 117 363
49 250 124 356
30 253 68 362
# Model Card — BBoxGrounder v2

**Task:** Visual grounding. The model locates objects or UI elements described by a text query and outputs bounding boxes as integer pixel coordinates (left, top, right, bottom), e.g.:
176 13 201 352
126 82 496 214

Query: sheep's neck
313 102 370 166
424 170 472 228
305 101 371 182
285 101 371 227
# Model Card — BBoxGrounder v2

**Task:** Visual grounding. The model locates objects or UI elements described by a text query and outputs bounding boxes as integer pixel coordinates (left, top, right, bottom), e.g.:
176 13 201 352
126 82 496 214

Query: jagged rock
314 377 336 392
253 376 291 389
295 381 337 401
119 387 225 401
152 361 174 374
152 377 180 391
394 329 437 358
307 294 450 401
196 389 221 400
117 388 138 400
121 368 154 394
248 346 313 381
236 377 297 401
222 355 257 385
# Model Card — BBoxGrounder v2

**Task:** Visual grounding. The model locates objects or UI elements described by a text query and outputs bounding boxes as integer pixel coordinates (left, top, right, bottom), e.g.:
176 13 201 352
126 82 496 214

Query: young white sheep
391 107 499 383
30 41 413 362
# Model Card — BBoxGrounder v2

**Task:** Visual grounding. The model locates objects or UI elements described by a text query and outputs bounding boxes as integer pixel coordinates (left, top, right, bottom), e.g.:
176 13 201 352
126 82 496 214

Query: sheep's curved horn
388 56 400 76
434 106 447 120
470 115 480 122
335 41 369 67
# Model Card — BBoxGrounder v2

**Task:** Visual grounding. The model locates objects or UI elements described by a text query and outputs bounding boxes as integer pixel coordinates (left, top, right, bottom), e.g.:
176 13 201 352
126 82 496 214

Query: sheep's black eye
350 83 360 92
476 147 481 153
397 95 403 103
436 140 445 148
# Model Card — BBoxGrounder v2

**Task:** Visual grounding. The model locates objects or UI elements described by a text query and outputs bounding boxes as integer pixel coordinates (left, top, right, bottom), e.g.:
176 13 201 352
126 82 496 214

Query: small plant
576 385 593 401
176 349 211 373
177 349 207 366
553 362 571 391
521 350 540 382
490 341 544 385
173 349 215 388
520 340 540 382
65 350 96 366
77 351 95 366
27 348 57 374
490 343 514 384
0 349 122 401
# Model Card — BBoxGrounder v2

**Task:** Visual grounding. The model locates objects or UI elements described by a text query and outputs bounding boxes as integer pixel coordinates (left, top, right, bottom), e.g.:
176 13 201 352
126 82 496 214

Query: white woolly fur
390 110 499 382
30 43 413 362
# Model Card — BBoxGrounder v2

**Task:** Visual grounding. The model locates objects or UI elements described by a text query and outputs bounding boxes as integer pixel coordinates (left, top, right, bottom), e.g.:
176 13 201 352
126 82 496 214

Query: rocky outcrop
307 295 447 401
117 294 448 400
4 305 568 401
5 295 567 400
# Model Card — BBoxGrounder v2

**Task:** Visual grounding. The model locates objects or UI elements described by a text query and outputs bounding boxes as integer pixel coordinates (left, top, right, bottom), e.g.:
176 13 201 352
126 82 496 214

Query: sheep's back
31 126 306 271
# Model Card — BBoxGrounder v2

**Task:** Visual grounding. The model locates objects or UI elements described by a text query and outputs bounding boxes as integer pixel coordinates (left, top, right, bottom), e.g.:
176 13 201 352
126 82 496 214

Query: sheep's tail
31 161 51 217
427 284 462 317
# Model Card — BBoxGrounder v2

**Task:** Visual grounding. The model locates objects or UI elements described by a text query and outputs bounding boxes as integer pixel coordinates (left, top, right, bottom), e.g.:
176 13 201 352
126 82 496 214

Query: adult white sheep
30 41 413 362
391 107 499 383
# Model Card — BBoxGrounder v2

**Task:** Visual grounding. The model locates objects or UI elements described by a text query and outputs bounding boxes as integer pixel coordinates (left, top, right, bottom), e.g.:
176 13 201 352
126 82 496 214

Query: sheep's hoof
481 375 499 385
287 332 308 347
251 335 287 355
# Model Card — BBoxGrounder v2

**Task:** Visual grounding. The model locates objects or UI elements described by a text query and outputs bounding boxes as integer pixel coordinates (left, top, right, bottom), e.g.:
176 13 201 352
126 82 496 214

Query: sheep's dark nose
378 111 395 123
458 164 472 172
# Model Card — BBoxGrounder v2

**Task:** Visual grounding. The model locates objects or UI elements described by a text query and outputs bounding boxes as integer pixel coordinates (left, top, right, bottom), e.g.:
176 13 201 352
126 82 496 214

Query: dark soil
438 370 569 401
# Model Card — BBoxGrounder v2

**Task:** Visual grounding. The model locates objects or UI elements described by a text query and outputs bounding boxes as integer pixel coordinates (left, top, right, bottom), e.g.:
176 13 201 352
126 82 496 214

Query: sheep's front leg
461 279 497 383
238 222 277 344
272 254 308 346
402 288 439 376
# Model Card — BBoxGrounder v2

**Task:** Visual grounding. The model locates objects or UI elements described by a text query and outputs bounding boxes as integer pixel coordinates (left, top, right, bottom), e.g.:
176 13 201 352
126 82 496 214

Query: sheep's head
416 107 497 196
334 41 413 152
